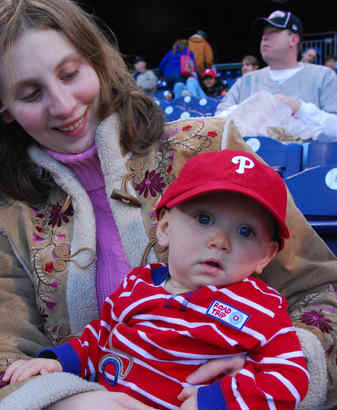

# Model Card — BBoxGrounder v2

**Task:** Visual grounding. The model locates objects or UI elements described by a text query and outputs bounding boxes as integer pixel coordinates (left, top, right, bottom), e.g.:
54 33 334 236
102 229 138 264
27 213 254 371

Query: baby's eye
237 225 255 238
196 213 214 225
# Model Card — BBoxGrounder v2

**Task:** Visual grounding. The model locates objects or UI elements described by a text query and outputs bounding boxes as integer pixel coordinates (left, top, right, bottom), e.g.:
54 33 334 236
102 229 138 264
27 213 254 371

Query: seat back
285 166 337 218
285 165 337 255
173 96 218 117
244 136 303 178
302 141 337 169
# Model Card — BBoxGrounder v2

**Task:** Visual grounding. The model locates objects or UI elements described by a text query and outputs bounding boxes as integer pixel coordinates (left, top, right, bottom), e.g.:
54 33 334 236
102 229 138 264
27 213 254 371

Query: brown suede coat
0 115 336 409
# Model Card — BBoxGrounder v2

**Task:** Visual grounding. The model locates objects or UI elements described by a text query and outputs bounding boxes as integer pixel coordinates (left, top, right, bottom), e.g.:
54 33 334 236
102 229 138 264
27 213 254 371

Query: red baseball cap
155 150 289 250
202 68 217 78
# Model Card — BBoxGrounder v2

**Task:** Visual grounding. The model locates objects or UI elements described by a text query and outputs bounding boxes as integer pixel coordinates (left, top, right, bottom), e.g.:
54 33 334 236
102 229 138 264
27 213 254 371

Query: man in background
301 47 317 64
216 10 337 139
188 30 214 76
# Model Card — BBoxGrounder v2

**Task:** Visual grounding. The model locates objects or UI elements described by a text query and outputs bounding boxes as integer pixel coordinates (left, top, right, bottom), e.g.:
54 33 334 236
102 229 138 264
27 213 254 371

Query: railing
214 62 242 89
302 32 337 64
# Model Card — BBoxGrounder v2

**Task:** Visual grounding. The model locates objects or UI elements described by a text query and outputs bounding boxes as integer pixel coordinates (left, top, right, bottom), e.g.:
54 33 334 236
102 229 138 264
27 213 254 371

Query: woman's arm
0 234 50 372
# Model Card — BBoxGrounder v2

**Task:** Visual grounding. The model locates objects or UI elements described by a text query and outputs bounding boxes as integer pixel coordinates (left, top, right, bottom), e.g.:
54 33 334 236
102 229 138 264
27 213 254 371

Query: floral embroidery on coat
124 118 223 265
301 310 333 333
130 119 221 203
31 200 73 344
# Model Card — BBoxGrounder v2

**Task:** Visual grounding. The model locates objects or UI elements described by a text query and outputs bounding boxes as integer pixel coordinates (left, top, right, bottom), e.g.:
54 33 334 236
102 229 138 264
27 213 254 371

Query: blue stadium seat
302 141 337 169
244 136 303 178
154 95 219 122
153 98 191 122
285 166 337 256
152 89 170 100
173 96 218 117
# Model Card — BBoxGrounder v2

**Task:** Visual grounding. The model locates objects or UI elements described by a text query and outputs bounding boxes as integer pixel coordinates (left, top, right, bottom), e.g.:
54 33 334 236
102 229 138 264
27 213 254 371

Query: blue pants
173 77 207 99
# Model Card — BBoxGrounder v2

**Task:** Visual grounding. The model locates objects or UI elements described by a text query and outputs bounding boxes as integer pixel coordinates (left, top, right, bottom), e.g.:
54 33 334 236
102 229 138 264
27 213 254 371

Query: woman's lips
54 109 88 135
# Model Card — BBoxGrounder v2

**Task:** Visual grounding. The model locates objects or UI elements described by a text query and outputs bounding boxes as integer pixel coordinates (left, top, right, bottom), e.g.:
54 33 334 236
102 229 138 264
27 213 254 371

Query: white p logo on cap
232 156 255 174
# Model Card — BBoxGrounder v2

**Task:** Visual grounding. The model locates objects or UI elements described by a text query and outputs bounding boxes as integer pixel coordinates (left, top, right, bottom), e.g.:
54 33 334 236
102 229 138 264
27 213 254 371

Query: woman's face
0 29 101 154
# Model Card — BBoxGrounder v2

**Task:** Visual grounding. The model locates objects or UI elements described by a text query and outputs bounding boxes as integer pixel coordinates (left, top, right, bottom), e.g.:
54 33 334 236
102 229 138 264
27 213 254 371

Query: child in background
3 150 309 410
241 55 259 75
200 68 227 98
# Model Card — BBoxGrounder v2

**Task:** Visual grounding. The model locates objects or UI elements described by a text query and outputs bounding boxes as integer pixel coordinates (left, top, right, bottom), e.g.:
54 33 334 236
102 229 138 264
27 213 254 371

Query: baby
3 150 309 409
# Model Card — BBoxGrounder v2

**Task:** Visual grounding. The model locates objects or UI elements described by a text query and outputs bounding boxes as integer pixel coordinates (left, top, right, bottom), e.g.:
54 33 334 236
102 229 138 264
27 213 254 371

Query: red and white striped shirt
41 264 309 410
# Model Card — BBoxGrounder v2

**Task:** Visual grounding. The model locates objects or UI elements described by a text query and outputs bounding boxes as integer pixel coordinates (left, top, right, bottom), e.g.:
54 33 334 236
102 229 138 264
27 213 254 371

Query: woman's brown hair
172 39 188 54
0 0 165 203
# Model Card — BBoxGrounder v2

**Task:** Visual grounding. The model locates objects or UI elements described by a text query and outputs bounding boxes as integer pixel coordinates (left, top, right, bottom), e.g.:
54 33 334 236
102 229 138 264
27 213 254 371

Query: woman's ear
156 209 170 248
1 110 14 124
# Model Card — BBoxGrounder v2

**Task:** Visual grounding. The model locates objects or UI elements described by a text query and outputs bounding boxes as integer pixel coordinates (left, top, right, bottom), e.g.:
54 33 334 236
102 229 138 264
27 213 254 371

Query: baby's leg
46 391 158 410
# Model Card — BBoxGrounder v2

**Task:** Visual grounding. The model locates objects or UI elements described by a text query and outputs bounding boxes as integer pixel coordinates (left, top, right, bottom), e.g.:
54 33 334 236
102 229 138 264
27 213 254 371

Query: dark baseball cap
255 10 303 38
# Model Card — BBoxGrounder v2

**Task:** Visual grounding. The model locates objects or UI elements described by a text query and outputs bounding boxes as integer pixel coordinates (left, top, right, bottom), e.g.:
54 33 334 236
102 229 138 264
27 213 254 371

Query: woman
158 39 206 99
0 0 336 409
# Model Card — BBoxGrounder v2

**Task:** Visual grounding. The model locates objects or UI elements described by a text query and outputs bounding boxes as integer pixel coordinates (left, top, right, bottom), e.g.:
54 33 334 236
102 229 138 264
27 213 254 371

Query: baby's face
157 192 278 294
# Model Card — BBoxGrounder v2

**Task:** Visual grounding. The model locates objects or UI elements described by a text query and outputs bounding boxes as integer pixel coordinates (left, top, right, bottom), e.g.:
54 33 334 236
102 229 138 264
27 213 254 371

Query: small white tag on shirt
207 300 249 330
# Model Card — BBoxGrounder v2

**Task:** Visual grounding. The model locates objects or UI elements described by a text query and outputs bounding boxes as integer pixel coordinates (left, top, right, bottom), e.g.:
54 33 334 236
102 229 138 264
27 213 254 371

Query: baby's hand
2 358 62 384
178 387 198 410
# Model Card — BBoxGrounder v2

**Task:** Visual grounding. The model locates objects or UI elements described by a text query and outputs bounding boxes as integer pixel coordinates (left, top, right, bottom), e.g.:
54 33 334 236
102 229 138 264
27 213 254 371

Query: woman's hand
178 387 198 410
47 391 161 410
186 355 245 385
2 358 62 384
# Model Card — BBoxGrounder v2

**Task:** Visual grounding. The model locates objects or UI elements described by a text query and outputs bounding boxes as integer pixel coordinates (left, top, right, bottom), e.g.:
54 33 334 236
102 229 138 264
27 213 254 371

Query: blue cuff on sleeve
198 381 228 410
38 343 81 375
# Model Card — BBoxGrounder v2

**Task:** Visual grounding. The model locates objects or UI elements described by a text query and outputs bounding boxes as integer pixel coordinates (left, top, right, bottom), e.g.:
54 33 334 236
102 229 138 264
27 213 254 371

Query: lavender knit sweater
47 145 130 311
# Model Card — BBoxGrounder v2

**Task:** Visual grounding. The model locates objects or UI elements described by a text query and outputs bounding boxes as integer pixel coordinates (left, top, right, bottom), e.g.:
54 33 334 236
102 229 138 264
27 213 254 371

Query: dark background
82 1 336 69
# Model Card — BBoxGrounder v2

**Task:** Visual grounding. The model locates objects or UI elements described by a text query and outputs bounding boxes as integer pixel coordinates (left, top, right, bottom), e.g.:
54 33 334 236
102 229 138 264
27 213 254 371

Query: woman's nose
47 84 76 118
207 229 231 252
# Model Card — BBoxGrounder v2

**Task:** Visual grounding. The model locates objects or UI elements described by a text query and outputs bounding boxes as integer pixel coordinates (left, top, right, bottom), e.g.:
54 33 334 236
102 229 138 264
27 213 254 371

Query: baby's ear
255 241 279 274
156 209 170 248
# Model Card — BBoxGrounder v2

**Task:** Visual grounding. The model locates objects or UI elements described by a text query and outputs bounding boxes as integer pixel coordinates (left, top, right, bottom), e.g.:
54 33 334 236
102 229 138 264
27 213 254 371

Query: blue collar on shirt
151 265 169 285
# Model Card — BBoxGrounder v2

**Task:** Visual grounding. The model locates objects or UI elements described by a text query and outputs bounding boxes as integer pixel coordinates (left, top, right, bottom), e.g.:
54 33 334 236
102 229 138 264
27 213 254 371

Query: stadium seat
155 99 191 122
154 95 219 122
173 96 218 117
302 141 337 169
285 165 337 256
244 136 303 178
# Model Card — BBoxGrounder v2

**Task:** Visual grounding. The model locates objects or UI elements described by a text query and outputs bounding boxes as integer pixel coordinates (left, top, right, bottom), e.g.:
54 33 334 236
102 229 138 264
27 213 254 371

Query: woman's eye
62 70 79 81
197 214 213 225
20 89 41 102
237 225 255 238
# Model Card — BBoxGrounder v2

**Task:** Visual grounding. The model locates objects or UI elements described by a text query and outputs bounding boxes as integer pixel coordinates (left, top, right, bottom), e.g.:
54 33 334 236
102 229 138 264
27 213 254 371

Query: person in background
324 55 337 73
188 30 214 76
200 68 227 98
158 39 205 99
132 56 158 95
0 1 336 409
216 10 337 140
132 56 147 79
4 150 309 410
241 54 259 75
301 47 317 64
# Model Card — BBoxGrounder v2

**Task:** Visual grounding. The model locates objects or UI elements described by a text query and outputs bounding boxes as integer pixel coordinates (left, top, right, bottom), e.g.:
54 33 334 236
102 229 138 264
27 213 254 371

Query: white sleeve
214 104 238 118
295 102 337 139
